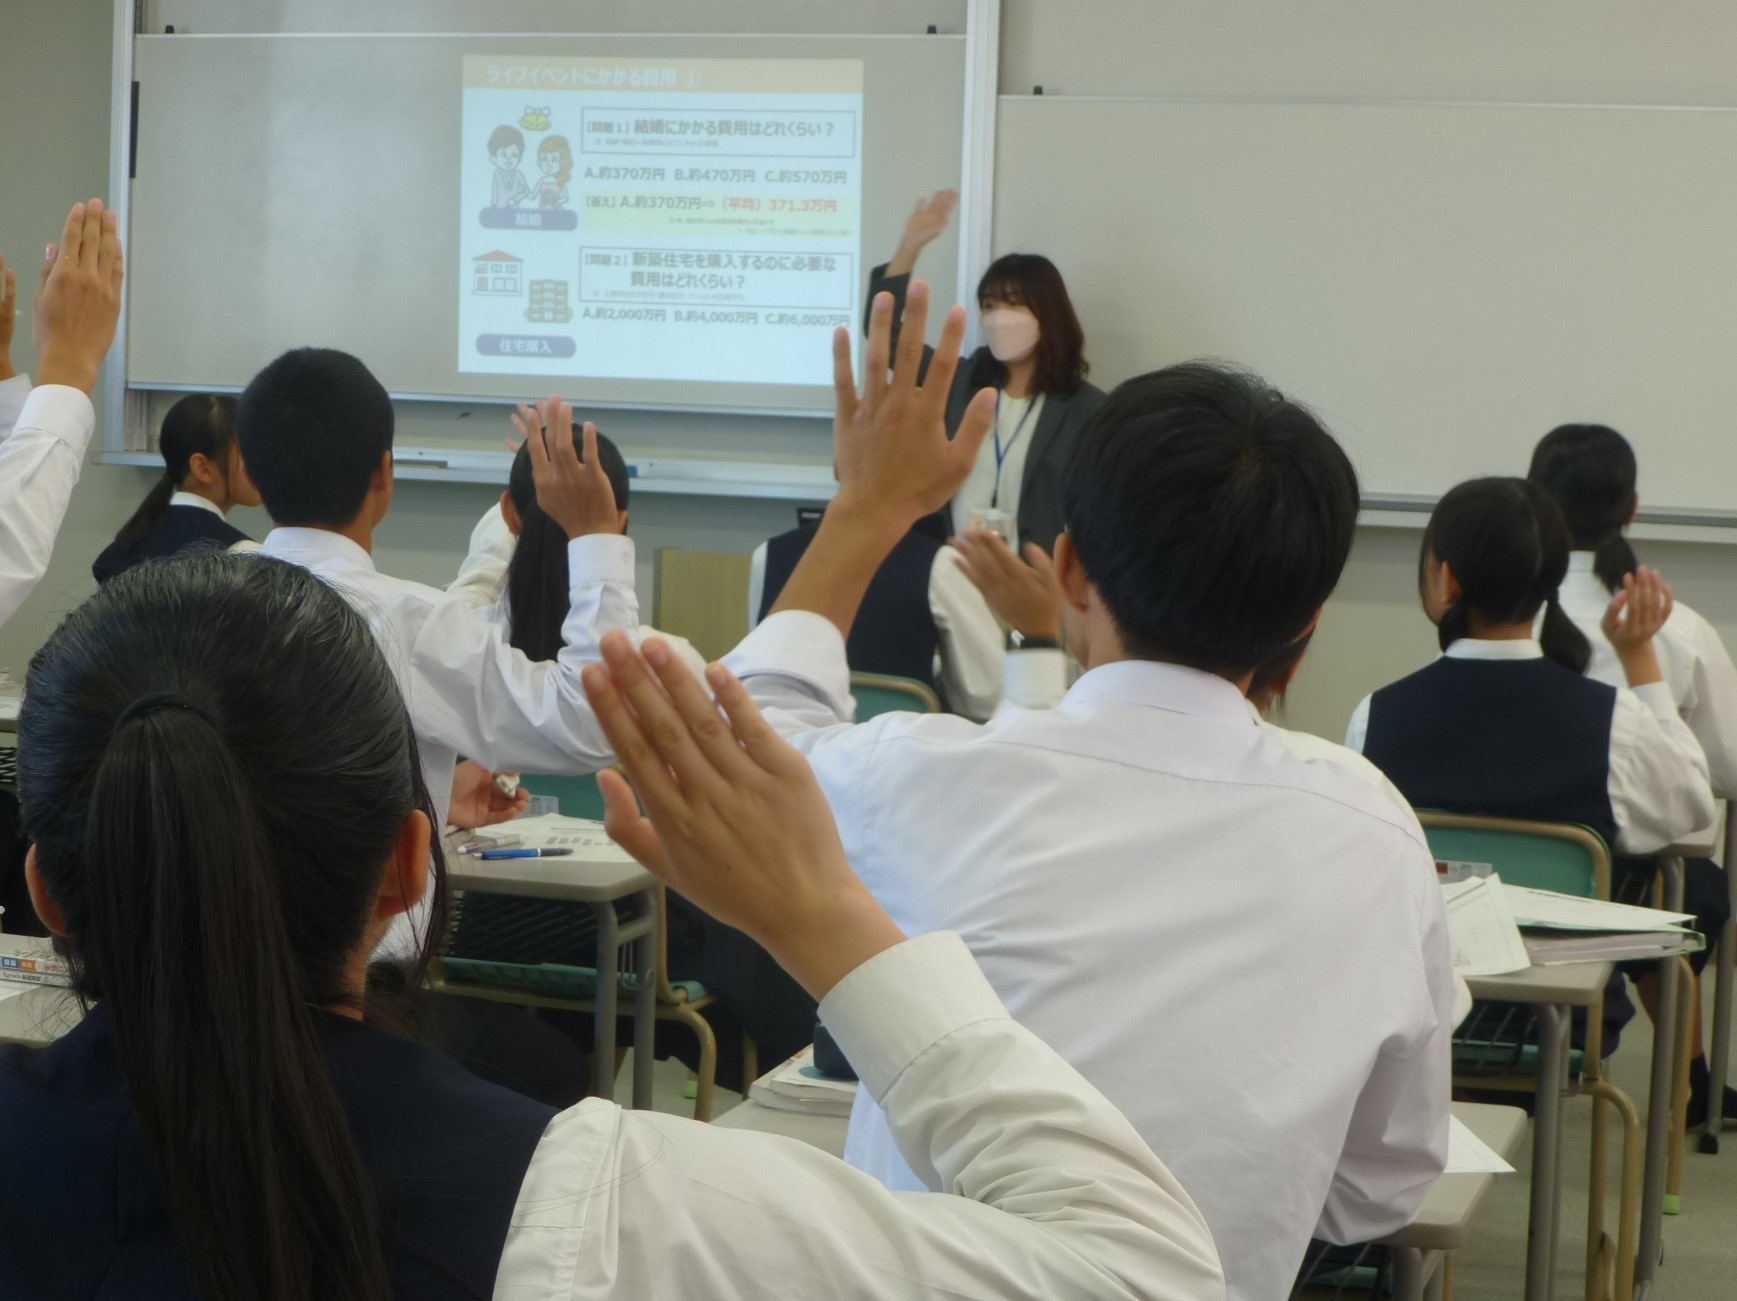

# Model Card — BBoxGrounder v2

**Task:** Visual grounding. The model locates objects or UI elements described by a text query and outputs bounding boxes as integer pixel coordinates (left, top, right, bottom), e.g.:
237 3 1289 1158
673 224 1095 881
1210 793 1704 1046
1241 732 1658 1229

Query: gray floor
612 984 1737 1300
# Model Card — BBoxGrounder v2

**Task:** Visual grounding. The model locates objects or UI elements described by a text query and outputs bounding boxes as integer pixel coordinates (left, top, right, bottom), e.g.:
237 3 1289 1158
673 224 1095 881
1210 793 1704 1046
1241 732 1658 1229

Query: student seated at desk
450 434 808 1085
728 281 1456 1301
1347 478 1716 1057
91 394 261 583
0 552 1224 1301
1530 425 1737 1124
0 200 124 937
750 506 1006 720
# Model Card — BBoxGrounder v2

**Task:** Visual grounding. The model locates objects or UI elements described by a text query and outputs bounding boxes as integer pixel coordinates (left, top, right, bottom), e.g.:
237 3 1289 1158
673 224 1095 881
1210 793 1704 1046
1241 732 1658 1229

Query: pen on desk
459 836 523 854
477 847 574 860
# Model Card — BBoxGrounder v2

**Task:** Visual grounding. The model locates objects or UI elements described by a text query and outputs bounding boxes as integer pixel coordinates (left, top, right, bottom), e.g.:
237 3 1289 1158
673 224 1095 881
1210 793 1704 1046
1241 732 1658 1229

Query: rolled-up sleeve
0 383 94 631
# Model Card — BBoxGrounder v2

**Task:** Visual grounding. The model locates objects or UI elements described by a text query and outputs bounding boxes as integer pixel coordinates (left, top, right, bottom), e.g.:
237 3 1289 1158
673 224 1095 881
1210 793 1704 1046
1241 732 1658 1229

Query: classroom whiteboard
125 32 965 420
994 97 1737 517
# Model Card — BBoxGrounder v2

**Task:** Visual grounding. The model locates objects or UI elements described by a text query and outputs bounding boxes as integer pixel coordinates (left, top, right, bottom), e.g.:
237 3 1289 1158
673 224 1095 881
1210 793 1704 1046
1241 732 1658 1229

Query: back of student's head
1527 423 1639 593
504 430 629 662
18 553 443 1301
1060 362 1360 675
1420 476 1590 673
113 393 240 549
237 348 394 527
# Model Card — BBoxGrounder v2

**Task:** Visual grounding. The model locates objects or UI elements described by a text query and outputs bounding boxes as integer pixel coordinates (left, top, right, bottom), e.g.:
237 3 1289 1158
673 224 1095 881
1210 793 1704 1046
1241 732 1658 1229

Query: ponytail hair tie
115 691 212 730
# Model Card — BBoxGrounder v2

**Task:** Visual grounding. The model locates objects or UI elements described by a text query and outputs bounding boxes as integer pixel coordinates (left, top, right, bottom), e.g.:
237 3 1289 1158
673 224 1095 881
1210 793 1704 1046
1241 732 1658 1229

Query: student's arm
0 202 123 632
497 637 1225 1301
1344 695 1373 753
731 282 994 735
1315 832 1454 1242
1607 685 1716 853
0 252 30 434
407 403 638 773
446 500 514 609
1674 610 1737 798
745 540 768 629
929 547 1004 721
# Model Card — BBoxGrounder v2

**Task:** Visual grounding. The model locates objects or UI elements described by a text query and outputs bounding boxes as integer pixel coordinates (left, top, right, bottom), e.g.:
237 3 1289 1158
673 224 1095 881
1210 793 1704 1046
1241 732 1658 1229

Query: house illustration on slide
473 250 523 296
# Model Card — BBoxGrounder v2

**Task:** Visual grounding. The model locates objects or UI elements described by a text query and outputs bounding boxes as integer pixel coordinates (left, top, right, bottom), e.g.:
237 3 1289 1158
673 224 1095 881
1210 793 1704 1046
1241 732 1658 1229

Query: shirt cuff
1632 681 1677 720
565 533 635 587
12 383 95 454
725 607 852 699
1000 647 1068 711
819 931 1009 1103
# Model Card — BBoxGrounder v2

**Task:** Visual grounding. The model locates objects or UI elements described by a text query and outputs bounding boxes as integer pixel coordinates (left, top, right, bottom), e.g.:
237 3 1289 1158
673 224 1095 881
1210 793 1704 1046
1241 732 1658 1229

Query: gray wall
6 1 1737 747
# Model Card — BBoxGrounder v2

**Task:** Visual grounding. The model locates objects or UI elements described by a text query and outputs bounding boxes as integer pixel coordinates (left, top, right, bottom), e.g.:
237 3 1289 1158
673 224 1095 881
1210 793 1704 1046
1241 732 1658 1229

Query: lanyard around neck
991 392 1039 510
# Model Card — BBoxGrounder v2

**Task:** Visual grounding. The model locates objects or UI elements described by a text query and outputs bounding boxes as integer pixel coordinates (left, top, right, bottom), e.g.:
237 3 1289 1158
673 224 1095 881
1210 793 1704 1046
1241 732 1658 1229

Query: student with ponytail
1348 477 1712 858
0 552 1223 1301
1530 424 1737 1126
91 393 261 583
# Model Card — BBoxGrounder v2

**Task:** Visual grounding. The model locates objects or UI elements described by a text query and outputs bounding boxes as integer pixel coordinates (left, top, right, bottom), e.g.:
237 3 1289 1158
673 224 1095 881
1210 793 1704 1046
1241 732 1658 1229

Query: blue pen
478 847 575 860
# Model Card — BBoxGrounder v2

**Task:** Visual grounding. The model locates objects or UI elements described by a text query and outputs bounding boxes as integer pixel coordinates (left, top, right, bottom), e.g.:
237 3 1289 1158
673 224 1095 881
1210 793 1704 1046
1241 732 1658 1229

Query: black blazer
91 504 251 585
866 263 1105 554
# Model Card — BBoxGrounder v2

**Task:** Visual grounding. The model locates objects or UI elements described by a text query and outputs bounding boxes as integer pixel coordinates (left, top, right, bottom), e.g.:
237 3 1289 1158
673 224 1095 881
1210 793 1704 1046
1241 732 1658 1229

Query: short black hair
1060 362 1360 675
237 348 395 528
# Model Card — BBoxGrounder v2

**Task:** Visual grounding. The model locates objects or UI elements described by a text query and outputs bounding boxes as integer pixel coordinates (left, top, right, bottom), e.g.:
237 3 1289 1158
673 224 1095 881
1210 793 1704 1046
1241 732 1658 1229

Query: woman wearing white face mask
870 189 1105 555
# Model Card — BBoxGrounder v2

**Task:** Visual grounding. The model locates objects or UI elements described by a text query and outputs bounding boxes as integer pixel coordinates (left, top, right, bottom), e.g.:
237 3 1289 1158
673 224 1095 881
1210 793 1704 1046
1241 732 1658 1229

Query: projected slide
458 56 863 389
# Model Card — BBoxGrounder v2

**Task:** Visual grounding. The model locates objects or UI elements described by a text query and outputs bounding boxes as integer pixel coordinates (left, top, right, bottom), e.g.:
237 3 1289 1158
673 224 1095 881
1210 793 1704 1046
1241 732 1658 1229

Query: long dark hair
1420 477 1590 673
114 394 240 548
504 431 629 662
968 253 1089 396
18 554 447 1301
1527 423 1640 594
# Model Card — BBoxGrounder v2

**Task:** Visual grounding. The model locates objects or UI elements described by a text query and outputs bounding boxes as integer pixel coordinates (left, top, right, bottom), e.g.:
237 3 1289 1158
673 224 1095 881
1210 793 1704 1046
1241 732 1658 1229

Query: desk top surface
0 981 82 1047
1465 958 1612 1005
1664 799 1728 860
1377 1102 1528 1250
444 817 652 901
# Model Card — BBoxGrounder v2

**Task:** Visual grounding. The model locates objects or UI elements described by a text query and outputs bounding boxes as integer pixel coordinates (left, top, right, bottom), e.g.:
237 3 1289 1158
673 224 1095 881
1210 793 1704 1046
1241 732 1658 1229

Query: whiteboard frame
101 0 1002 497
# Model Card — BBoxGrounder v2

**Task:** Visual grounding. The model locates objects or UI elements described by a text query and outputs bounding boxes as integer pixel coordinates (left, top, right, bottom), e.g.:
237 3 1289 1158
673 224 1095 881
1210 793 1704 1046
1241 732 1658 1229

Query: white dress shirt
448 501 704 677
0 376 94 631
495 931 1224 1299
259 526 639 956
166 490 261 554
747 538 1007 720
1346 638 1715 854
1554 551 1737 798
724 612 1455 1301
952 392 1043 533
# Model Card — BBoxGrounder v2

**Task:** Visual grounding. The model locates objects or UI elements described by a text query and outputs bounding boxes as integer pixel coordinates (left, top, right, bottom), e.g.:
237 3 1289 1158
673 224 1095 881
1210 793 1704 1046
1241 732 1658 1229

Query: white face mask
981 306 1040 364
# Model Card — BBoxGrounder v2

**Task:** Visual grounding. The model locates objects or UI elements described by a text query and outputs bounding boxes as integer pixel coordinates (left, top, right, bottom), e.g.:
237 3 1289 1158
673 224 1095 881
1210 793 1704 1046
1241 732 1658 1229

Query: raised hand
1602 564 1674 687
34 198 124 394
950 529 1062 640
831 281 995 529
886 188 960 276
582 632 905 1000
515 395 621 538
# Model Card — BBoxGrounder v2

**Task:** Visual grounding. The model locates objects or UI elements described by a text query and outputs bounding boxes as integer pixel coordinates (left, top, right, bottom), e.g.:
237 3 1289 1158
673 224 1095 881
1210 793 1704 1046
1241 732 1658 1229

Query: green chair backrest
1418 813 1609 900
849 673 942 721
518 772 607 822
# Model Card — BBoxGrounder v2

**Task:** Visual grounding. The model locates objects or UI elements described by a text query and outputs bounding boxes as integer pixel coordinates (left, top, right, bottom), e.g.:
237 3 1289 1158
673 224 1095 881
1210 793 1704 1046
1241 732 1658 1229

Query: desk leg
1530 1003 1570 1301
1391 1246 1427 1301
631 887 655 1110
1704 811 1736 1153
591 900 620 1102
1636 918 1683 1294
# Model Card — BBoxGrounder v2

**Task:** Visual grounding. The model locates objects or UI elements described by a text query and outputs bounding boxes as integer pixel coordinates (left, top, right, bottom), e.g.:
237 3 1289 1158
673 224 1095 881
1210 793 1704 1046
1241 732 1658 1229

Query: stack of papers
749 1045 859 1117
500 813 622 857
1441 874 1531 976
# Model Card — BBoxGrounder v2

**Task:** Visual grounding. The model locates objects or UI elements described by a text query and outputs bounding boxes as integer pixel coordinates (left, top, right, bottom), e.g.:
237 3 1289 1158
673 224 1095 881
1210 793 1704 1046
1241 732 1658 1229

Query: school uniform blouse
1553 552 1737 797
724 609 1456 1301
0 934 1226 1301
1346 638 1715 854
90 492 258 584
0 375 93 631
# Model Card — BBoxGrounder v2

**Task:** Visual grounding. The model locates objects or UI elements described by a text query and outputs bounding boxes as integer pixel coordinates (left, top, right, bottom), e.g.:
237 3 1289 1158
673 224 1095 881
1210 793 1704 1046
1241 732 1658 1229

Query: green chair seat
441 955 706 1004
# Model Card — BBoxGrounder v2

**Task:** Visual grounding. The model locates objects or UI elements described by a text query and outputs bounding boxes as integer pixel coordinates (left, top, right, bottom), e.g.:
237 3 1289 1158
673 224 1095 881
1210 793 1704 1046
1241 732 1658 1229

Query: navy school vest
91 504 252 585
760 519 943 693
0 1008 554 1300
